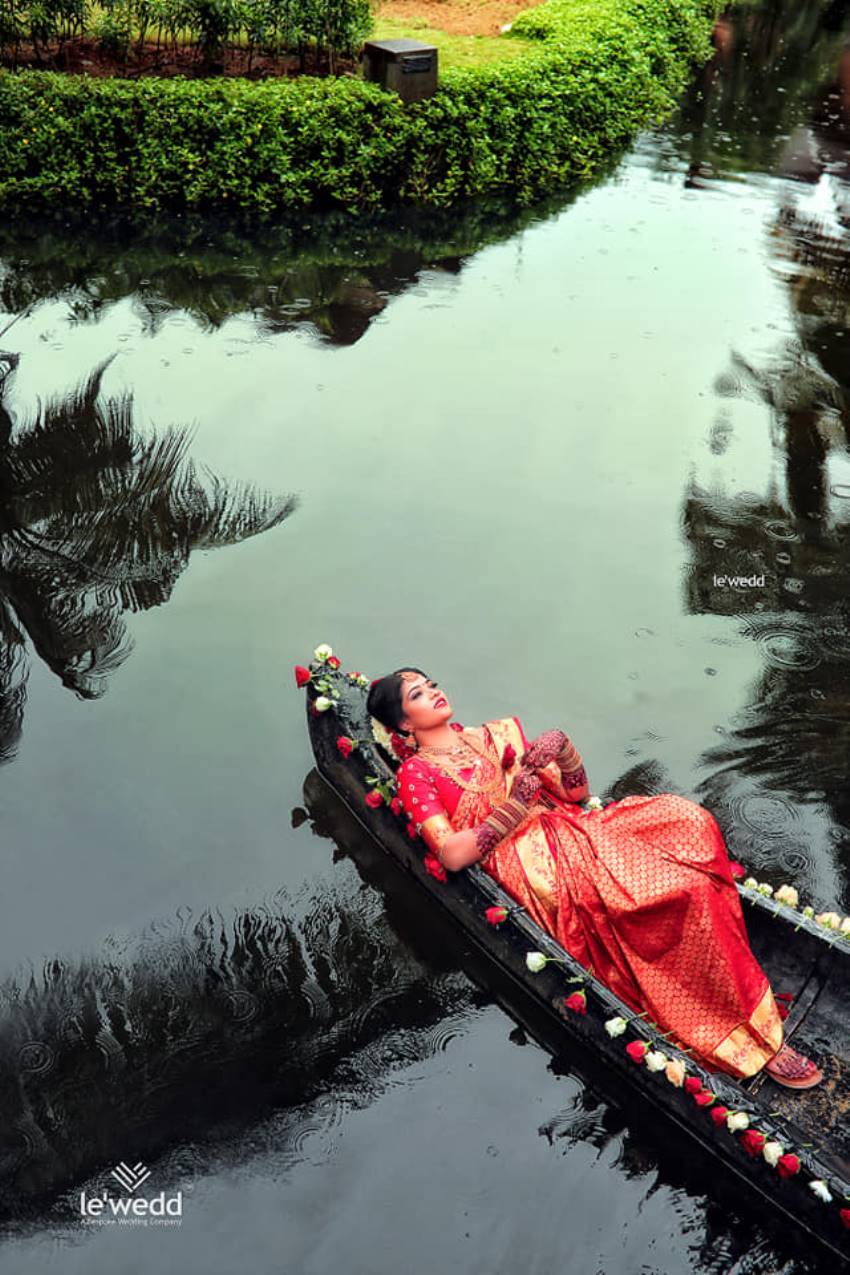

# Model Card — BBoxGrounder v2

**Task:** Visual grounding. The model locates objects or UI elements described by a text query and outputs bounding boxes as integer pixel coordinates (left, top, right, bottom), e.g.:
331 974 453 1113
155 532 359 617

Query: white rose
808 1179 833 1203
763 1141 784 1167
314 696 334 713
604 1016 628 1038
586 796 604 811
313 644 333 663
525 952 547 973
726 1111 750 1133
644 1051 668 1072
756 882 774 898
743 877 758 890
774 885 799 908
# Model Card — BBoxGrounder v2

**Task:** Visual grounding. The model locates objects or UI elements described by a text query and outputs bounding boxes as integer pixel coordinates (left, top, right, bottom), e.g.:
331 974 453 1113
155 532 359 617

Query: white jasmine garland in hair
802 905 814 919
839 917 850 935
756 882 774 898
370 717 395 752
743 877 758 890
774 884 799 908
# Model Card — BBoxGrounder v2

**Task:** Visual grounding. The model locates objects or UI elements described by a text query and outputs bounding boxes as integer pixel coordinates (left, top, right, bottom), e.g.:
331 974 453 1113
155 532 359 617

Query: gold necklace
418 729 505 798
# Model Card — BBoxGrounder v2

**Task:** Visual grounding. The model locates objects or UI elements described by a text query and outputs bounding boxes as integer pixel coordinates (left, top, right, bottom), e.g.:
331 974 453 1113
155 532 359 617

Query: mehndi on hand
511 766 544 805
474 768 542 862
520 729 568 770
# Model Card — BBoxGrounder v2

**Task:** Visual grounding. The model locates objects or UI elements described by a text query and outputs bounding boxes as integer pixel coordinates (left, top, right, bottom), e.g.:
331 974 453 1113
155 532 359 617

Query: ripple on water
763 520 799 541
738 618 823 671
729 790 803 838
776 847 813 876
17 1039 56 1076
818 622 850 658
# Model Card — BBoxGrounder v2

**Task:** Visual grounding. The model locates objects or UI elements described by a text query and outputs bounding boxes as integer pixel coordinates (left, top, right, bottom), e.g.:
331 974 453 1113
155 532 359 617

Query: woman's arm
440 768 543 871
514 719 590 804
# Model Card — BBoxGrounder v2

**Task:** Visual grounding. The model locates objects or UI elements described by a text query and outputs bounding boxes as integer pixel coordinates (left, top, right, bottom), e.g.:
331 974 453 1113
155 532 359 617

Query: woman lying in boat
365 668 823 1091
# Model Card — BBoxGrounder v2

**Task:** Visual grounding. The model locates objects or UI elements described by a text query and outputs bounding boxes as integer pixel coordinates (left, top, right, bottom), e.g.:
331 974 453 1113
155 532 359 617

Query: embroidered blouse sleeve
398 759 455 858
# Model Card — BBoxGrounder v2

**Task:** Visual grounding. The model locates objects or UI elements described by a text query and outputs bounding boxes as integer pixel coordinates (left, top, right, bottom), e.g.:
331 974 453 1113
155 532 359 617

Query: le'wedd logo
78 1160 184 1227
111 1161 151 1192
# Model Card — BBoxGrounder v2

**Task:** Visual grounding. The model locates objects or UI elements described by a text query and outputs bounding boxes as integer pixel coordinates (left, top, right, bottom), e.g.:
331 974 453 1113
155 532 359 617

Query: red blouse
396 718 586 856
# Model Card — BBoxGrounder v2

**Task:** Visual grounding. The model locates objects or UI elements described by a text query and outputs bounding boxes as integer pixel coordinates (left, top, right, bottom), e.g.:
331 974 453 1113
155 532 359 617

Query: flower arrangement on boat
517 948 850 1234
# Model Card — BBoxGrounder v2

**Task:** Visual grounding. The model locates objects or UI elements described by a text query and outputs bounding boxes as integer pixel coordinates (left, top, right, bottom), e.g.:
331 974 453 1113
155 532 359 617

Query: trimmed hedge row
0 0 729 214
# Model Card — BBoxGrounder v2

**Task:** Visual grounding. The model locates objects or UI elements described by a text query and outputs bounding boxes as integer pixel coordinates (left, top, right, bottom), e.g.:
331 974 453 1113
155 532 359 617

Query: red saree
397 716 783 1079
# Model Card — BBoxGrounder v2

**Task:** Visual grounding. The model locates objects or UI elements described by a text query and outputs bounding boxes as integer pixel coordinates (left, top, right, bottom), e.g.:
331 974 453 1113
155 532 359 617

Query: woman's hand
521 729 567 771
511 767 543 805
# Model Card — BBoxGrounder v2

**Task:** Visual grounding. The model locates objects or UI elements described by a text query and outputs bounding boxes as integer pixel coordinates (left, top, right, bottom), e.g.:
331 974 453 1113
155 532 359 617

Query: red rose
840 1209 850 1230
710 1105 729 1126
485 906 508 926
406 821 418 839
625 1041 648 1064
390 732 415 760
501 744 516 770
327 655 341 669
564 991 587 1016
684 1077 703 1095
739 1130 766 1158
693 1090 716 1107
777 1153 800 1178
336 736 354 759
294 665 311 688
729 862 746 880
390 797 403 816
424 854 447 882
364 790 383 809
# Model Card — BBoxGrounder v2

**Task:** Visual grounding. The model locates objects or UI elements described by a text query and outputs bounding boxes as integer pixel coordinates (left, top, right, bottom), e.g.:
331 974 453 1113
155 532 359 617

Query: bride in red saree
365 668 822 1089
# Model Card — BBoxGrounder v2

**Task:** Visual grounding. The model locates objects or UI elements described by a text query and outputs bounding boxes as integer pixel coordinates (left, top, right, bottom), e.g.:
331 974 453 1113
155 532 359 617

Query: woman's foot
765 1044 823 1089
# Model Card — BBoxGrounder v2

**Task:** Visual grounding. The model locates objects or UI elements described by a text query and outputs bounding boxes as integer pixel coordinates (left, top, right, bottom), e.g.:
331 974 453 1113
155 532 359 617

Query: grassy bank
0 0 729 215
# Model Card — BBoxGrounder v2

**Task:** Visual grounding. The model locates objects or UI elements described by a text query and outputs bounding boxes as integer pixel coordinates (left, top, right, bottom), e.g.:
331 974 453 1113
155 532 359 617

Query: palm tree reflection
0 353 298 765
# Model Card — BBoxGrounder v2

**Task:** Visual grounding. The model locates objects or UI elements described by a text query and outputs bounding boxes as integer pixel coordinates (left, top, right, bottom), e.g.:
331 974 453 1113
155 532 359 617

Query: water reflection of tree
0 353 297 765
0 179 624 344
674 0 850 181
0 778 476 1217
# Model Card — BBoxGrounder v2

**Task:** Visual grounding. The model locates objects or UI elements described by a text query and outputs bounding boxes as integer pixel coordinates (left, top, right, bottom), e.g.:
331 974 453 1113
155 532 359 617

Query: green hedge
0 0 728 214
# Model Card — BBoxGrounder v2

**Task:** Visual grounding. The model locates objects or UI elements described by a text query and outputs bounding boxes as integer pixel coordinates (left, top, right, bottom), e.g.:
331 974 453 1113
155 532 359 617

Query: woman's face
397 671 453 734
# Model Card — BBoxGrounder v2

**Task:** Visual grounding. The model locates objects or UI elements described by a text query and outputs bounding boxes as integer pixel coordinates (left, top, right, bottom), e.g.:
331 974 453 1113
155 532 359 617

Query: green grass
369 17 531 68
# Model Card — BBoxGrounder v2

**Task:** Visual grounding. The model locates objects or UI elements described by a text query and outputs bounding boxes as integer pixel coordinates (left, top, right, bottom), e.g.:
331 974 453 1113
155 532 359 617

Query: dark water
1 1 850 1269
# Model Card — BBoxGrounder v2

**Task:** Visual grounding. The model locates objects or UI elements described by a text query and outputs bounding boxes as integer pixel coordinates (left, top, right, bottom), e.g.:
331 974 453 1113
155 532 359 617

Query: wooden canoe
303 659 850 1260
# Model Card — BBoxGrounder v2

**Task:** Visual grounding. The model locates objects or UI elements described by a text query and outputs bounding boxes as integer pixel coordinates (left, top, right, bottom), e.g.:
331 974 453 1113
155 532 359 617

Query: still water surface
1 1 850 1270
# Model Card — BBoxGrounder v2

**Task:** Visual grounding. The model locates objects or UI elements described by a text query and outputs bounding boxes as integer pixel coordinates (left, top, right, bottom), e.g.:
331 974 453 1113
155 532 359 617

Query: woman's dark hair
366 667 430 734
